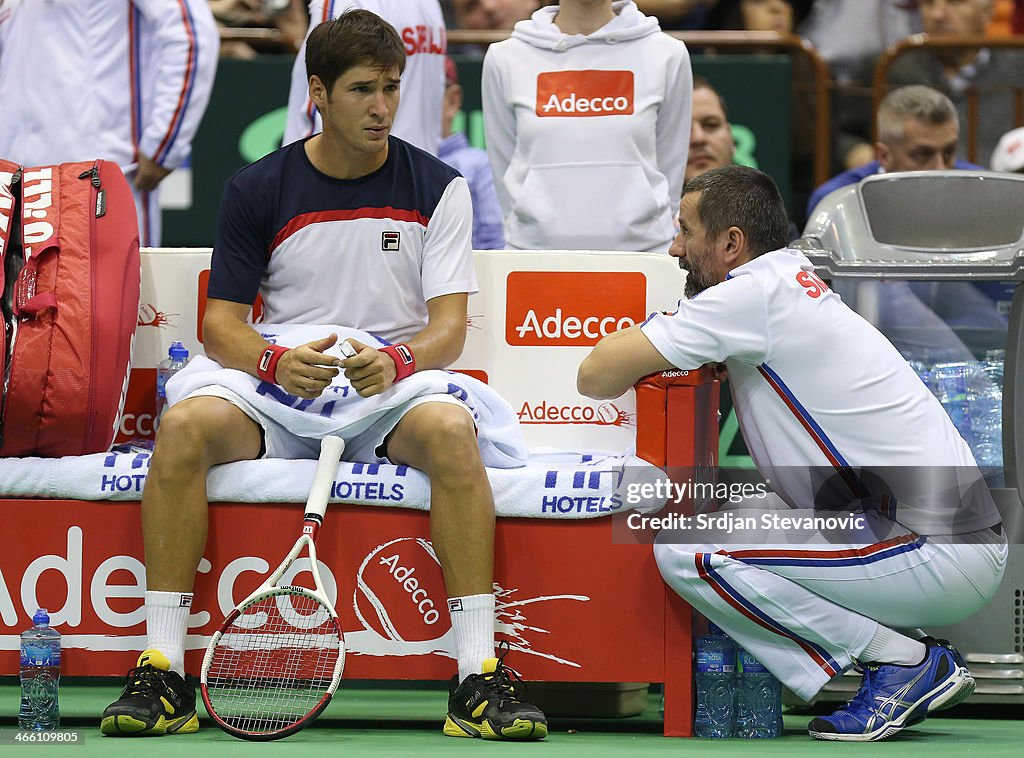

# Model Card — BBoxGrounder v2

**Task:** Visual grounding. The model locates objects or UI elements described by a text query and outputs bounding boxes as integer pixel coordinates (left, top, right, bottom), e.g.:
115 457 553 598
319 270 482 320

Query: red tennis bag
0 159 140 457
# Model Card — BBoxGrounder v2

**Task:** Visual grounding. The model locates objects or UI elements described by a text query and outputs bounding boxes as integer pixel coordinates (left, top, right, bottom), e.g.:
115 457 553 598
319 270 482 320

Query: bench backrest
126 249 686 451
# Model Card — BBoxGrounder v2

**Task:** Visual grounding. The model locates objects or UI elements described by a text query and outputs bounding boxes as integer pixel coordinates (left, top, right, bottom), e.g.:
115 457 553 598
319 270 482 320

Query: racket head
200 585 345 741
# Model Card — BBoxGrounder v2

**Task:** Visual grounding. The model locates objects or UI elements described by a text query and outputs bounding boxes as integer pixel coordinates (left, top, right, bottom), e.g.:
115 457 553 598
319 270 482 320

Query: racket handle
305 436 345 521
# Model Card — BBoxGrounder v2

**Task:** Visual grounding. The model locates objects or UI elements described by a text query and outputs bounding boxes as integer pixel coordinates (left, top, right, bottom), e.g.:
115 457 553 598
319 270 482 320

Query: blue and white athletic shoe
808 642 975 742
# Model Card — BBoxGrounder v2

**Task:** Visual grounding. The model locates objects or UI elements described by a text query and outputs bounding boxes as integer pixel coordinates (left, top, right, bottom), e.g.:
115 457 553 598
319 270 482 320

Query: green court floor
1 681 1021 757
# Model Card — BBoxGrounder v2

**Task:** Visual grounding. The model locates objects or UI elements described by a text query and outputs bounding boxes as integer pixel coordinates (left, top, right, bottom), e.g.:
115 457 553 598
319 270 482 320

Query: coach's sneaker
808 642 974 742
100 649 199 736
444 648 547 740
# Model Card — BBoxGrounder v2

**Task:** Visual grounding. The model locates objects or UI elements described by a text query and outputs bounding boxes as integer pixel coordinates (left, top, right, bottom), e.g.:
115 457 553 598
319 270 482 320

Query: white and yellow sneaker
100 649 199 736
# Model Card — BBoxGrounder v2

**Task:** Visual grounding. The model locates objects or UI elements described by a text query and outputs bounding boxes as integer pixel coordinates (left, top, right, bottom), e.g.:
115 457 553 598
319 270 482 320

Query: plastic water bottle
19 609 61 730
695 623 736 737
967 357 1003 469
931 362 971 437
156 341 189 421
735 648 783 738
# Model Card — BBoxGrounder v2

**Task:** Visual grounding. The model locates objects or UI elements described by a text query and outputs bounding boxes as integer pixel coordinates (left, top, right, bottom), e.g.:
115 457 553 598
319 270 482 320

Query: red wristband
381 343 416 382
257 344 289 384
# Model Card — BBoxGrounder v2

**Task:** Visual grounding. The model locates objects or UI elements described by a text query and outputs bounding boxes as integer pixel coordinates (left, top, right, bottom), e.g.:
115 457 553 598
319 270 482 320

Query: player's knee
414 406 478 457
151 399 233 469
653 539 714 587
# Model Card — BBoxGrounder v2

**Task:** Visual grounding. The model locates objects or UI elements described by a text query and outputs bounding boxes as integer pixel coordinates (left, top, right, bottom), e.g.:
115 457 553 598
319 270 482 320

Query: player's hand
341 338 397 397
134 154 172 192
276 334 342 399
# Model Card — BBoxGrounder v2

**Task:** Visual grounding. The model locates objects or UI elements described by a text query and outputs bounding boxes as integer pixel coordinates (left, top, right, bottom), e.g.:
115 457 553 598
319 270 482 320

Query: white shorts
182 385 474 464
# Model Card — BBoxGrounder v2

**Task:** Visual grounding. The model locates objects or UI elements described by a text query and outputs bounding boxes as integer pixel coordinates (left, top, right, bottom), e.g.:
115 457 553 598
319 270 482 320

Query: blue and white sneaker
808 642 975 742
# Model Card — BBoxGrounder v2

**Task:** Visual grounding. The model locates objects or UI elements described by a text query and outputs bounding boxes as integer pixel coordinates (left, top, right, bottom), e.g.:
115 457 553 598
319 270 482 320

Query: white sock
145 590 192 676
861 623 927 666
448 593 495 682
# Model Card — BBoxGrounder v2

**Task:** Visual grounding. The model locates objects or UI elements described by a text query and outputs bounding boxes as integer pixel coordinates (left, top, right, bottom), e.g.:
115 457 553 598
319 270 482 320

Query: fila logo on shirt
536 70 634 117
382 231 401 251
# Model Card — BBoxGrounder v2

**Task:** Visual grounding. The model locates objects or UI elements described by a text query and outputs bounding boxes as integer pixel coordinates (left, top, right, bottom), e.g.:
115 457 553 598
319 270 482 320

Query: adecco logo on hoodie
536 70 634 117
506 271 647 346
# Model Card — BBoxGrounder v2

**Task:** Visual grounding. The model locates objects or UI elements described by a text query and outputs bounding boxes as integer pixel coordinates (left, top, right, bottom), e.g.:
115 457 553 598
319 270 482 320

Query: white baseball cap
990 126 1024 173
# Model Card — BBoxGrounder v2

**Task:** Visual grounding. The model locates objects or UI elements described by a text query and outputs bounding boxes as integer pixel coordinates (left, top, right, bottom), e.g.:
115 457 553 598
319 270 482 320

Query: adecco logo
506 271 647 346
536 70 634 117
518 400 633 427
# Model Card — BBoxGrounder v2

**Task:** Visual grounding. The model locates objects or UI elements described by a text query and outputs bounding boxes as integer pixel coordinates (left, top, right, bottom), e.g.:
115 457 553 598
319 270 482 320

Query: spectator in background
809 85 1001 365
800 1 922 172
807 85 980 217
797 0 921 86
440 58 506 249
445 0 544 56
688 75 801 237
686 75 736 181
705 0 812 33
285 1 446 154
702 0 816 222
210 0 310 58
0 0 219 247
482 0 692 252
991 125 1024 172
888 0 1024 165
635 0 719 28
448 0 544 30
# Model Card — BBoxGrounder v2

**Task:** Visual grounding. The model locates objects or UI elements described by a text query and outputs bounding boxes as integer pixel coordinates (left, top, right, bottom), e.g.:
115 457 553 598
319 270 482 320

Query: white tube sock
448 593 495 682
861 623 927 666
145 590 192 676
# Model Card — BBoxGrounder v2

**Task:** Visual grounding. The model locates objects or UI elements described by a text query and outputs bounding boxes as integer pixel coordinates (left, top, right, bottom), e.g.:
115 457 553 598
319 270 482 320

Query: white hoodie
482 1 691 253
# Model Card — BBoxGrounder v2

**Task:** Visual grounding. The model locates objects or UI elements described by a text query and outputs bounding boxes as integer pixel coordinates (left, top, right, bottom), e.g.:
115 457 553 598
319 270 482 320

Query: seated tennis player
101 9 546 742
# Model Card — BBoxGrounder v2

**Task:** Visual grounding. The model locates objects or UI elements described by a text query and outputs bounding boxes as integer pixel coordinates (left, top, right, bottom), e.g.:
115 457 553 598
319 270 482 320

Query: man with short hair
578 165 1006 742
891 0 1024 165
101 10 546 741
807 85 980 217
285 1 447 154
685 75 736 183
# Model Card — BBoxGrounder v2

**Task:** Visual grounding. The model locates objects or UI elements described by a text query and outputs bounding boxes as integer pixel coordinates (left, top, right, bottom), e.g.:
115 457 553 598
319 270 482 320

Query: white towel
167 324 526 468
0 450 668 519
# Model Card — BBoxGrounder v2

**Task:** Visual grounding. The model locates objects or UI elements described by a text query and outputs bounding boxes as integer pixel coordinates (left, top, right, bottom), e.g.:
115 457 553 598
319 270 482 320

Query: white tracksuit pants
653 508 1006 699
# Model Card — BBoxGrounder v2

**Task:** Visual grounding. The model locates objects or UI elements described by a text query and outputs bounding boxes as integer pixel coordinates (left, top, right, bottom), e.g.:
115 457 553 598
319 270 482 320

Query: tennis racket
200 435 346 741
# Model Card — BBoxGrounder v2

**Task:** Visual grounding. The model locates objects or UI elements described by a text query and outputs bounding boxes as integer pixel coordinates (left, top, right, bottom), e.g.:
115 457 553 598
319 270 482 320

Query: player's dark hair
305 9 406 95
683 165 790 256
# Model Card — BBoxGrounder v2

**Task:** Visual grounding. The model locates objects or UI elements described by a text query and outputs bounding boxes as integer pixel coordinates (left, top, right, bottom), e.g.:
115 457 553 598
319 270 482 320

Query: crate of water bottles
908 350 1004 475
694 623 783 738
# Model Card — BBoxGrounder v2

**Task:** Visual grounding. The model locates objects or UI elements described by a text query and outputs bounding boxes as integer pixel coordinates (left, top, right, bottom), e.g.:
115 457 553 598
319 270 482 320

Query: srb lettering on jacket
401 25 446 56
536 70 634 117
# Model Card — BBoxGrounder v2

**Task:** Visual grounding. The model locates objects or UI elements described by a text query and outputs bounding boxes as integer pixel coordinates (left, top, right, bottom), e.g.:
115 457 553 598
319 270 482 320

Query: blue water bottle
695 623 736 737
19 609 61 730
155 341 189 422
736 648 783 738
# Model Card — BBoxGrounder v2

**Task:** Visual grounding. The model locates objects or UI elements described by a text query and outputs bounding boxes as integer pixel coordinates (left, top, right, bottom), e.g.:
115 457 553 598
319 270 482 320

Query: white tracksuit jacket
0 0 219 246
482 1 691 253
284 0 446 155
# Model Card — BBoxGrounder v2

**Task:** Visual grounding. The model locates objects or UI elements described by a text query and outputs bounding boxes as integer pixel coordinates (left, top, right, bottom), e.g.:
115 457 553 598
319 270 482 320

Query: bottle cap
32 609 50 626
169 341 189 360
708 622 726 636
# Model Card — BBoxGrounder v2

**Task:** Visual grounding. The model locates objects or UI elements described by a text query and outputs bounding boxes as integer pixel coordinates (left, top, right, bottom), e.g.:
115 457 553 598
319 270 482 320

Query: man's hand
275 334 342 399
341 339 398 397
135 154 172 192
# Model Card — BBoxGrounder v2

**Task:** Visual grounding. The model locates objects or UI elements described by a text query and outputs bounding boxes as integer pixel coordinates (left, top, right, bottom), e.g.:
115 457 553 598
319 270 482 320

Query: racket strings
205 592 341 735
